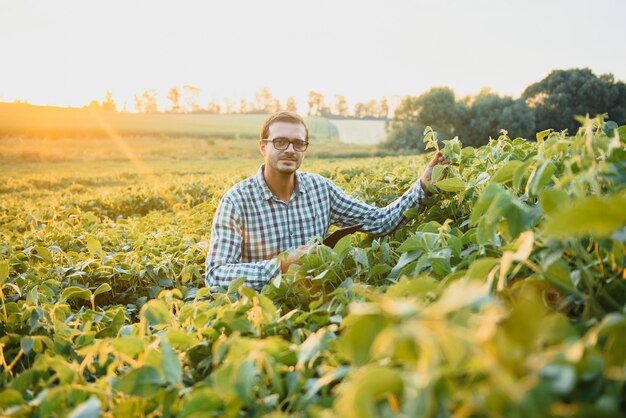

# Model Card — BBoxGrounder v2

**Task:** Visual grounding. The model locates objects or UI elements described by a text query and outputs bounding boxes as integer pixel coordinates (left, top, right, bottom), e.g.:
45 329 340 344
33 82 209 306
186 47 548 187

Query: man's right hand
421 151 450 196
280 245 316 273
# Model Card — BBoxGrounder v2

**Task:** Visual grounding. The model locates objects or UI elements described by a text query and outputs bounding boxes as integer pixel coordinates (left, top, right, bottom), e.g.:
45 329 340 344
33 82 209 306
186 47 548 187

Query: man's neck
263 165 296 203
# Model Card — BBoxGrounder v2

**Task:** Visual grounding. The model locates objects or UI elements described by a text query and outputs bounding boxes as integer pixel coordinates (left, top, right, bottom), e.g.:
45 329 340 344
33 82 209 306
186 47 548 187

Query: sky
1 0 625 113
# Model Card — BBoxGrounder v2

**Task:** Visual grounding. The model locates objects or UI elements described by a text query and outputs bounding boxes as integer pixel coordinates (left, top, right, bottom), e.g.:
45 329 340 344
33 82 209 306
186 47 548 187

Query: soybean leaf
113 366 164 397
60 286 91 303
491 160 523 184
0 389 22 408
161 337 182 385
86 237 103 257
34 246 52 263
93 283 112 298
431 165 444 183
543 194 626 239
140 299 170 326
434 177 467 192
0 260 8 281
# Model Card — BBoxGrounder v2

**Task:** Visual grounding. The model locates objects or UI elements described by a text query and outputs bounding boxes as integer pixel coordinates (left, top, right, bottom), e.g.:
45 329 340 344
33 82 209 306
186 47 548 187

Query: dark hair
259 111 309 141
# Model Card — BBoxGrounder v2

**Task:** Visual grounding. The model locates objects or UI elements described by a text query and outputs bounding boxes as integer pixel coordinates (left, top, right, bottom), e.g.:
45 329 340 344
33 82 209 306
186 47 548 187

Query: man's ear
259 141 265 156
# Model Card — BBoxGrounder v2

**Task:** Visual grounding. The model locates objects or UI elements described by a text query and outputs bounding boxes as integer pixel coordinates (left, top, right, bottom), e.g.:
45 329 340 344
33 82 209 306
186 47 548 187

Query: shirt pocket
297 210 328 241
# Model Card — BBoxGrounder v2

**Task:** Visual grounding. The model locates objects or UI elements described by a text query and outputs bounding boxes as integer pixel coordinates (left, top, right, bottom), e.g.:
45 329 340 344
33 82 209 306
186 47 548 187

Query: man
205 111 447 290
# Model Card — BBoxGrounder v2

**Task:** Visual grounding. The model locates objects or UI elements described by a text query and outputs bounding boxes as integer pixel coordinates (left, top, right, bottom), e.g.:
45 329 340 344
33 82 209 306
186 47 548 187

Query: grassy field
0 134 396 166
0 102 340 140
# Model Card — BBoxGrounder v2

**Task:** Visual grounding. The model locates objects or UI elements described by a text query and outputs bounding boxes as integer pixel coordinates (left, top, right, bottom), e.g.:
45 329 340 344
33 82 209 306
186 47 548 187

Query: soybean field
0 116 625 417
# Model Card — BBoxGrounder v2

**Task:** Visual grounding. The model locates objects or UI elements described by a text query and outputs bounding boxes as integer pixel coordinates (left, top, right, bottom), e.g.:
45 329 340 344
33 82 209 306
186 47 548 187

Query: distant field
0 135 392 165
0 102 392 144
0 102 338 140
329 118 387 145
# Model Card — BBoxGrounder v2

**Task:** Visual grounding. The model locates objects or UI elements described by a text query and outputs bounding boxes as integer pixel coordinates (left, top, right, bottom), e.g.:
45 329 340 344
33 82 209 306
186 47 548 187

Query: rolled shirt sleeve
327 178 427 236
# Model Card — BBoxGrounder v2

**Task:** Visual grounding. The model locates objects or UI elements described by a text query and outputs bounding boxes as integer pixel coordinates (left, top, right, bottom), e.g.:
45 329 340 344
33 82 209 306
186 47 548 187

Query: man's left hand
280 245 317 273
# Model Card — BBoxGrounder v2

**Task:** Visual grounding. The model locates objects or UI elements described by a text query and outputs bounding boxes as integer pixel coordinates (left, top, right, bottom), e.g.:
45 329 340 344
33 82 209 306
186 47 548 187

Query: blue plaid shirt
205 164 427 289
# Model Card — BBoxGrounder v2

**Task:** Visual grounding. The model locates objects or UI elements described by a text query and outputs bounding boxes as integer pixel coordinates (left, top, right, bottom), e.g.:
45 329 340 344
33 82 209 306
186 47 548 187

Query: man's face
260 121 307 175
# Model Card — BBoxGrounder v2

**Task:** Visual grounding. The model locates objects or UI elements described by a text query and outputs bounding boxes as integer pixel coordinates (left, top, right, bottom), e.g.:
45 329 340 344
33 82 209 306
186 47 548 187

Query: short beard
272 158 299 174
275 165 297 174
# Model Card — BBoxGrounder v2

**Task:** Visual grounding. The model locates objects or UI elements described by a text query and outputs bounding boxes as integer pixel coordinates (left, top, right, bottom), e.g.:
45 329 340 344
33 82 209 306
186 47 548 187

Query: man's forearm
358 179 427 236
205 258 281 290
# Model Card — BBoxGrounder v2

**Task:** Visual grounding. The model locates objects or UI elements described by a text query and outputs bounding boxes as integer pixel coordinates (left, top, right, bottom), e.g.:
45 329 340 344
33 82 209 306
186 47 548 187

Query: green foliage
459 91 536 147
383 87 464 152
523 68 626 134
1 117 625 416
384 87 536 151
384 68 625 152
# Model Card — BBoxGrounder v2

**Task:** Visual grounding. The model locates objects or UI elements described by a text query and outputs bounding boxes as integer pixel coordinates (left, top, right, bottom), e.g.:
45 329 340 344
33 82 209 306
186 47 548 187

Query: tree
354 102 367 118
167 87 181 113
354 100 381 118
101 90 117 111
603 74 626 124
223 97 236 114
133 95 143 113
389 95 402 115
382 120 424 151
384 87 460 150
255 87 271 112
334 94 349 117
286 97 297 113
366 100 379 118
498 99 535 140
383 87 462 151
254 88 280 113
142 89 158 113
413 87 460 137
379 97 389 119
307 91 326 116
87 100 101 110
269 98 281 113
459 90 534 147
522 68 622 133
133 89 158 113
183 85 201 112
205 100 221 114
86 91 117 111
239 98 249 113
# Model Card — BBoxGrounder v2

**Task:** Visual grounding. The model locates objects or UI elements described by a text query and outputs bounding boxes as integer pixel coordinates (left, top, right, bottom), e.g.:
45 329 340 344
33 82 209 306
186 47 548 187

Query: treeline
384 68 626 150
87 87 390 119
81 67 626 147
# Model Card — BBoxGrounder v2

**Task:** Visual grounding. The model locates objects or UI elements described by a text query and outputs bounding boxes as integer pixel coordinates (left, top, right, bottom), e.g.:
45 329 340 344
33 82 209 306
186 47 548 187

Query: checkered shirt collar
254 164 308 201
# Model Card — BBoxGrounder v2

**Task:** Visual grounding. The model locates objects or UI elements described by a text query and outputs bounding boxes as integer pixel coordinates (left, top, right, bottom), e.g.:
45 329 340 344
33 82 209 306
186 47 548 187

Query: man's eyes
275 138 305 146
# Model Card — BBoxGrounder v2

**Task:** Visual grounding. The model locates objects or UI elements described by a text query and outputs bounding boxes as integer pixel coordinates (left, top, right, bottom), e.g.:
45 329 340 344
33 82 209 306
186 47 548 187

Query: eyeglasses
262 137 309 152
